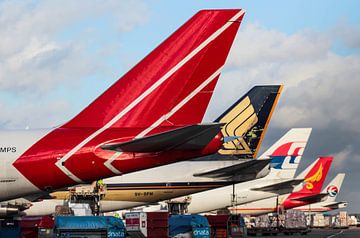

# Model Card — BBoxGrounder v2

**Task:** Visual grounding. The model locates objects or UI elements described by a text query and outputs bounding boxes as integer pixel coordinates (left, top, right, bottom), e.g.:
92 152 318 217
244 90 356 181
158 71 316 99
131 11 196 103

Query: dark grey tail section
101 123 223 152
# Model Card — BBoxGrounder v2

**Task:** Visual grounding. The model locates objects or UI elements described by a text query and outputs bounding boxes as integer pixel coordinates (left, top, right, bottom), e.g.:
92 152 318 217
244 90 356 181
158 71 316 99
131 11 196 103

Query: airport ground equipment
54 216 125 238
0 217 21 237
169 214 210 238
125 212 169 238
20 216 54 238
206 214 246 238
246 210 309 236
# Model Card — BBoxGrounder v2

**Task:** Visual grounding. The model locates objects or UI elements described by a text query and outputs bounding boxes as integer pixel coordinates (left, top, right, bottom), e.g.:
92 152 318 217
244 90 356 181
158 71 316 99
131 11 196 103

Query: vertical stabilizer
216 85 282 158
322 173 345 202
297 157 333 194
260 128 312 179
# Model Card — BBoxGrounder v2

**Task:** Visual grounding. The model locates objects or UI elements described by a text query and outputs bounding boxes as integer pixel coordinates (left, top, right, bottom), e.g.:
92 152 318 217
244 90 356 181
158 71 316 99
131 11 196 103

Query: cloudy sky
1 0 359 212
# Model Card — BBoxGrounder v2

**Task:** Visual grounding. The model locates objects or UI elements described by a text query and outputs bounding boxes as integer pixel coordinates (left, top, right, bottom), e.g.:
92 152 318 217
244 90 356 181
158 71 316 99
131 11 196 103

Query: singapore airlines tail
216 85 283 158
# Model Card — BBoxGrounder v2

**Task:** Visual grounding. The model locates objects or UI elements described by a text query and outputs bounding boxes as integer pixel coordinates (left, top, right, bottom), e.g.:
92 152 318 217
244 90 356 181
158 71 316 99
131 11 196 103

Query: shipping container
0 218 21 238
54 216 126 238
311 214 326 228
247 210 309 236
206 214 228 238
125 212 168 238
332 211 349 229
169 214 210 238
205 214 246 238
21 216 54 238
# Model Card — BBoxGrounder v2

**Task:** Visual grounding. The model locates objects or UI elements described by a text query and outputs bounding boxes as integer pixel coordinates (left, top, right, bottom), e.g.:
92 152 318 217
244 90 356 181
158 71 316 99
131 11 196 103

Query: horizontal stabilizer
101 123 224 152
291 193 328 203
251 179 304 192
323 201 348 208
193 159 271 182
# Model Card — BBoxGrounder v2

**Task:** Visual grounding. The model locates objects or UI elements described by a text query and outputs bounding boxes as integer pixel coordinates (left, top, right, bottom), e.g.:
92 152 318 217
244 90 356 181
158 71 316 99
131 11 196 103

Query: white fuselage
185 178 290 214
294 201 348 213
0 129 49 201
23 159 265 216
229 194 288 215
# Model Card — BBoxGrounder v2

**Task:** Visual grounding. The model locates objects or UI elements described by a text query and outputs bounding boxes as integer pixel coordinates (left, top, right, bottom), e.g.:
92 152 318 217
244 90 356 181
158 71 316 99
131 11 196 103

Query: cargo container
169 214 210 238
206 214 228 238
20 216 54 238
247 210 309 236
205 214 246 238
125 212 168 238
349 215 358 226
323 215 332 228
0 218 21 238
54 216 126 238
333 211 349 229
311 214 326 228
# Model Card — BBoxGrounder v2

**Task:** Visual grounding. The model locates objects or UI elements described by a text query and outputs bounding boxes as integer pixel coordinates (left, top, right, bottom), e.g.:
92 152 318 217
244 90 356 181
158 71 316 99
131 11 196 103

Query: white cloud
0 0 149 129
0 0 148 94
206 23 360 134
332 145 354 169
0 100 72 129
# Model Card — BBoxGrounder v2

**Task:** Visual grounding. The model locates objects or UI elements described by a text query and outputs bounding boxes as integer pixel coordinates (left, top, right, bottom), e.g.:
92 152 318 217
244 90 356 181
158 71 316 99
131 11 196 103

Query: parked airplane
230 157 333 215
22 85 282 216
181 128 313 214
294 173 347 213
0 9 245 211
123 128 312 214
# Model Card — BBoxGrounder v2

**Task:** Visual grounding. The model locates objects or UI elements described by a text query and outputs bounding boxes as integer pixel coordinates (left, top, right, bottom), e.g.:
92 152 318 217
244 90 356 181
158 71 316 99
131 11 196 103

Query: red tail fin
299 156 333 194
14 10 245 190
64 9 245 129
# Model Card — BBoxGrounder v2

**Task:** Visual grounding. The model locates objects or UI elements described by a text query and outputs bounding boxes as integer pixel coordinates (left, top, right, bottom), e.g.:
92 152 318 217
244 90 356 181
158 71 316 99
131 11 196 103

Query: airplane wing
101 123 224 152
290 193 328 203
251 179 304 192
193 159 271 182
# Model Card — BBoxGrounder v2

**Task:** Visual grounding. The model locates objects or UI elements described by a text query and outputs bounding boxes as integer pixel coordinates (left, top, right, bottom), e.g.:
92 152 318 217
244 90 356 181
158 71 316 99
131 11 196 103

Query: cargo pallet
247 227 310 236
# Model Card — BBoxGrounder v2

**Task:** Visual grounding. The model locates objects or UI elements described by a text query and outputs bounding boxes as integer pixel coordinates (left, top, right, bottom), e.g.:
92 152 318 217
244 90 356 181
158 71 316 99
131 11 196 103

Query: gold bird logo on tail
304 163 323 190
218 96 258 155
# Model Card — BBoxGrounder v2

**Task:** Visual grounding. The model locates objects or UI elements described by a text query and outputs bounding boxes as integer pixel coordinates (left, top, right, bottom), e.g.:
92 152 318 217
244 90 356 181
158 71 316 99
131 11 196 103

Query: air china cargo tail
0 10 245 205
230 157 333 215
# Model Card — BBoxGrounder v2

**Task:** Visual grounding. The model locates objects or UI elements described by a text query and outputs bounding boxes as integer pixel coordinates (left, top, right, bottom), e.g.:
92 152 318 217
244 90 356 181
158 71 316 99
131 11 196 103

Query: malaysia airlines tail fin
322 173 345 203
259 128 312 179
296 156 333 194
63 9 245 130
216 85 283 158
